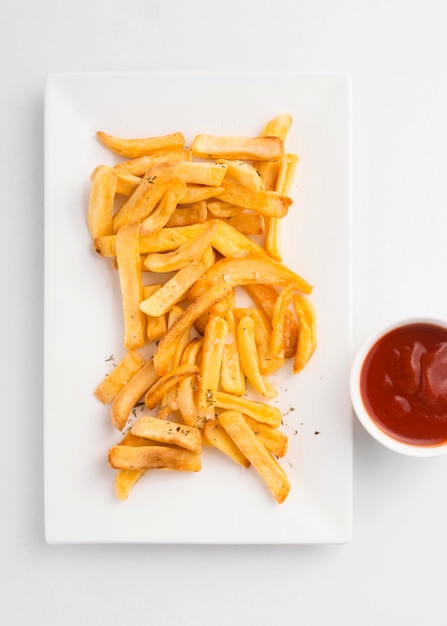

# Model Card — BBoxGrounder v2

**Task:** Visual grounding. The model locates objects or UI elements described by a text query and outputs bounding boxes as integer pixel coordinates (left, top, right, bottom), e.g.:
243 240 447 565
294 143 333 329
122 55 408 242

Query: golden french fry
219 291 246 396
216 159 263 191
202 419 250 468
144 363 199 410
218 410 290 503
166 201 207 227
218 180 291 218
211 219 265 257
112 162 178 233
110 360 159 431
87 165 117 239
191 134 284 161
227 213 265 236
215 392 282 428
139 257 210 318
271 285 295 359
292 294 317 373
233 307 285 376
115 222 146 350
94 350 146 404
108 444 201 471
115 171 141 196
139 224 207 253
190 253 312 300
97 130 185 158
237 315 278 398
142 284 167 341
177 161 228 186
131 415 202 454
206 200 243 218
153 282 233 376
180 184 224 204
144 220 217 272
197 315 229 424
243 416 288 458
177 338 202 426
139 177 187 235
113 149 191 175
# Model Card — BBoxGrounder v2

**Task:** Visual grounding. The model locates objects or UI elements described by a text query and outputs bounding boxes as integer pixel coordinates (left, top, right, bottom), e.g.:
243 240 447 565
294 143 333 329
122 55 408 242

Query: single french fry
211 219 265 258
197 314 229 424
244 416 288 458
233 307 285 376
292 294 317 373
218 180 291 218
191 134 284 161
177 161 228 186
142 284 167 341
219 292 246 396
180 184 224 204
112 162 178 233
190 253 312 300
139 177 187 235
97 130 185 158
140 257 210 317
115 222 146 350
87 165 117 239
216 159 263 191
108 444 201 472
177 338 202 426
153 282 233 375
115 171 142 196
94 350 146 404
131 415 202 454
110 360 159 431
202 419 250 468
113 149 191 175
237 315 278 398
166 202 207 227
215 391 282 427
139 224 207 253
206 200 243 218
227 213 265 236
144 363 199 410
219 410 290 503
271 285 296 359
144 220 217 272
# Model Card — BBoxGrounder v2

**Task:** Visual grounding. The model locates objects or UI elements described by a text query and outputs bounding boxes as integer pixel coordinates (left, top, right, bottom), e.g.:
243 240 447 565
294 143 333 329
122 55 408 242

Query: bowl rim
350 316 447 457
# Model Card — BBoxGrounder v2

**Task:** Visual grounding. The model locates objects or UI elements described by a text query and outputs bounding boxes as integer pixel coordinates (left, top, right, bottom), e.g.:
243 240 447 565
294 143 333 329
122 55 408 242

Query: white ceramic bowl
350 317 447 457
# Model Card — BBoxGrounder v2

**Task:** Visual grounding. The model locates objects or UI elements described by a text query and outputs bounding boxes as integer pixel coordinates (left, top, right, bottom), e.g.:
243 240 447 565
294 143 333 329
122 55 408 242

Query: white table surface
2 1 447 623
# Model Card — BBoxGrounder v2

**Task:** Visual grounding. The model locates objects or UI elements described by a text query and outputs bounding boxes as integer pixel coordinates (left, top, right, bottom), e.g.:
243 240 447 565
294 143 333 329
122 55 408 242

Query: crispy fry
108 445 201 471
237 315 278 398
191 134 284 161
177 338 202 426
113 149 191 175
142 284 167 341
94 350 146 404
110 360 159 431
234 307 285 375
166 202 207 227
216 159 263 191
244 416 288 458
219 294 246 396
115 222 146 350
218 180 291 218
97 130 185 158
271 285 296 359
197 315 228 424
206 200 243 218
87 165 117 239
215 391 282 428
202 419 250 468
131 415 202 454
227 213 265 236
114 431 151 501
177 161 228 186
292 294 317 373
211 219 265 258
190 253 313 299
218 410 290 503
180 184 224 204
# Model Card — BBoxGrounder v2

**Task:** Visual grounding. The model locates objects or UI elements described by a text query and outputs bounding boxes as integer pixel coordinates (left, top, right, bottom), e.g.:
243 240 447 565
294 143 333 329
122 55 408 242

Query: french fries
89 115 317 505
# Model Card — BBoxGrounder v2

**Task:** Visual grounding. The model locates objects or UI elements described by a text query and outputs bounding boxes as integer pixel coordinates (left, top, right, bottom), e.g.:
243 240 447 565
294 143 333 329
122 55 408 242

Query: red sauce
361 323 447 446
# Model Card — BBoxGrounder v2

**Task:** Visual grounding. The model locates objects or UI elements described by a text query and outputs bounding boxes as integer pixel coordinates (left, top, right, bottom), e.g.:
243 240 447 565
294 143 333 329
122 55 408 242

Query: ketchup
360 323 447 446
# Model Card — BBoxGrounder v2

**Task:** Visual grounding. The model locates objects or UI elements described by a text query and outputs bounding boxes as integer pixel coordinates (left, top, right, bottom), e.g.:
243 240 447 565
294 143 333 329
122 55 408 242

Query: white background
2 1 447 624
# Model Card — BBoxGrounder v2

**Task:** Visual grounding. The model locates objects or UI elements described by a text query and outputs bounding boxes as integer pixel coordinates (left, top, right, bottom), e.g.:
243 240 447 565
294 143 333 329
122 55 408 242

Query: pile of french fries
88 114 316 504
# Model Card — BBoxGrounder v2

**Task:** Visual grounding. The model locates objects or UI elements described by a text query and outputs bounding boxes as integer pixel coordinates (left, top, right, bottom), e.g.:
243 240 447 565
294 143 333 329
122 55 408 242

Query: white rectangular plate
44 71 352 544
